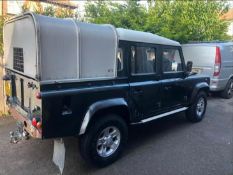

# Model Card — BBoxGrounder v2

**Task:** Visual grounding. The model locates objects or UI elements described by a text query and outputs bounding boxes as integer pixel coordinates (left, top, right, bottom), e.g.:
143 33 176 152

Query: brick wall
2 0 7 16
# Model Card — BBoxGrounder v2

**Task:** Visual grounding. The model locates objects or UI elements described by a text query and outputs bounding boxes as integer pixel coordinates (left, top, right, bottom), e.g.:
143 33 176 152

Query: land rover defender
3 13 210 167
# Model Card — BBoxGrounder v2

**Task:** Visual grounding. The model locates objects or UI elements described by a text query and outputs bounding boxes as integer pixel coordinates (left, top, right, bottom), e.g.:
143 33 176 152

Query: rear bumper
210 78 228 91
9 107 42 139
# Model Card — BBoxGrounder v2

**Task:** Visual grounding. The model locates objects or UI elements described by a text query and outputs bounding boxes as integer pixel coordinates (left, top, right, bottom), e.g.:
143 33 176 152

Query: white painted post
53 139 66 174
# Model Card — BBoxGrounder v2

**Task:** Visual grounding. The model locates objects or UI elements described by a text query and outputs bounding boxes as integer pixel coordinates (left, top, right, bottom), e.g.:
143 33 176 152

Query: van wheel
186 91 207 122
221 79 233 99
79 114 128 167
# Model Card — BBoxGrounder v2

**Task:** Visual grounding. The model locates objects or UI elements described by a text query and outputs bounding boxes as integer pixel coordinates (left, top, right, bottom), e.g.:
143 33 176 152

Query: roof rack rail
187 40 231 44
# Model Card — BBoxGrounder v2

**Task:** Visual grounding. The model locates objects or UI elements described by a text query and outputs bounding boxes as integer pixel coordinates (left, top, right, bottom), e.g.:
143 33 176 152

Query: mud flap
53 139 65 174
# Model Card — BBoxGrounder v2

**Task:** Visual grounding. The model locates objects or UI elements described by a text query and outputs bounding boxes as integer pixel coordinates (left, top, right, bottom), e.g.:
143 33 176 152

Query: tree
21 0 77 18
85 0 231 43
85 0 147 31
0 17 4 56
0 16 9 56
145 0 230 43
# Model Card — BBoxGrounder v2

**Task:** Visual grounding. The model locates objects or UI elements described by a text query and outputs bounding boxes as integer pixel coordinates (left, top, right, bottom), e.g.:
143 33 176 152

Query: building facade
221 8 233 37
0 0 78 16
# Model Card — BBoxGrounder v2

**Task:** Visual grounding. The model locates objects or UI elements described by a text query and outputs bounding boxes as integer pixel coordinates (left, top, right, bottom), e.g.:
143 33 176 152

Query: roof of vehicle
182 41 233 47
6 12 180 47
116 28 181 46
4 13 182 82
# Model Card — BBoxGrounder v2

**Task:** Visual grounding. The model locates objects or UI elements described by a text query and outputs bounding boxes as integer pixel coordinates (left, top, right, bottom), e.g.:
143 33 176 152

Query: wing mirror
186 61 193 73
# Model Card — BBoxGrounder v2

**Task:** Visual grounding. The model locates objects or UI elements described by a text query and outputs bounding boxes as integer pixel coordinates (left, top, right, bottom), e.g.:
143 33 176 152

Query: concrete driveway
0 96 232 175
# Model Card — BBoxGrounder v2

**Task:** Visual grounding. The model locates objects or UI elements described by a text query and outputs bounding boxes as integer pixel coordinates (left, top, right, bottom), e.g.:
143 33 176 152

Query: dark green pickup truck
3 13 210 167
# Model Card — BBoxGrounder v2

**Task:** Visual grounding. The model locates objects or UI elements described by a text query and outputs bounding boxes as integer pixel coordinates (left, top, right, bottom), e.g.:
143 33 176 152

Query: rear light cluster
32 117 42 129
34 92 42 129
213 47 221 77
36 92 41 99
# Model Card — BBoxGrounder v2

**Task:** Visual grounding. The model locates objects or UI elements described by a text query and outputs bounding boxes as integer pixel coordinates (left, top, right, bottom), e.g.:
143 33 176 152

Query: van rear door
182 45 216 77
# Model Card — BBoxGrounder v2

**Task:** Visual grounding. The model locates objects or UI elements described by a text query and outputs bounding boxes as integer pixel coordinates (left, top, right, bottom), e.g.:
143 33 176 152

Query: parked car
3 13 210 167
182 42 233 99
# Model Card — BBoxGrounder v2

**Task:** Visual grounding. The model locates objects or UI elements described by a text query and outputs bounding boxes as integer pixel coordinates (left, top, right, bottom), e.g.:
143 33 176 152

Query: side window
131 46 156 75
117 48 123 72
162 48 183 73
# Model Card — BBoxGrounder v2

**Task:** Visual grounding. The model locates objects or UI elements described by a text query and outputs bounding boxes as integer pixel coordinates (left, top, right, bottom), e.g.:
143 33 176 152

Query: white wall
227 22 233 36
7 1 24 15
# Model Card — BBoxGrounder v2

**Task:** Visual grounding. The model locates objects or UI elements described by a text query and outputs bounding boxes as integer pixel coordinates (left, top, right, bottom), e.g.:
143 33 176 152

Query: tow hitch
10 122 29 143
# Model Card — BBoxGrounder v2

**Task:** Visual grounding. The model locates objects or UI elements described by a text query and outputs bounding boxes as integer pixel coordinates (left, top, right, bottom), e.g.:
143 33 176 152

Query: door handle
133 89 143 95
164 86 172 90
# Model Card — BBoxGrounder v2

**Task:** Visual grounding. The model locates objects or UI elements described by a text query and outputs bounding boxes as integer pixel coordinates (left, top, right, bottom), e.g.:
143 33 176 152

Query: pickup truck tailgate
5 69 42 138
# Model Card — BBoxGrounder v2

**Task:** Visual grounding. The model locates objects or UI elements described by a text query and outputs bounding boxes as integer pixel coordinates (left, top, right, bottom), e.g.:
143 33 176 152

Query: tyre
221 79 233 99
79 114 128 167
186 91 207 122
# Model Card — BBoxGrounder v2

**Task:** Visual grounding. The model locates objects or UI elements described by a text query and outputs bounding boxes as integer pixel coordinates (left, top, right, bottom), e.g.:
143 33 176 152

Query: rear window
13 47 24 72
182 45 216 67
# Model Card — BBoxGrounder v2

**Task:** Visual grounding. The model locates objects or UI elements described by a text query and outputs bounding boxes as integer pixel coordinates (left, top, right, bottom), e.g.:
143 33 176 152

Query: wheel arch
229 74 233 80
79 98 130 135
190 82 209 105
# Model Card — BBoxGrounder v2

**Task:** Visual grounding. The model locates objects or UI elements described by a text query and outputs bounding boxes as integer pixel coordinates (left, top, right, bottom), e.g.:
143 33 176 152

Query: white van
182 42 233 99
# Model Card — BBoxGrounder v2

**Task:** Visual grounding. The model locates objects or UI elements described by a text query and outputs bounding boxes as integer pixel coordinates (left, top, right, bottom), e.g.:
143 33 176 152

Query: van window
162 48 183 73
131 46 156 75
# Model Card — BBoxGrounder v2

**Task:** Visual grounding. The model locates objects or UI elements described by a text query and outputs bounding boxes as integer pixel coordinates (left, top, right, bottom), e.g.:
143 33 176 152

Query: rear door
129 43 161 120
4 16 41 118
5 69 41 118
182 45 216 77
220 45 233 80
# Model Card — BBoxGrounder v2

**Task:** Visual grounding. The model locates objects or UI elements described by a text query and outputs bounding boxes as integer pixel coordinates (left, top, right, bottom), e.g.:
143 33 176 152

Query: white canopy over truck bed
4 12 118 82
4 12 180 84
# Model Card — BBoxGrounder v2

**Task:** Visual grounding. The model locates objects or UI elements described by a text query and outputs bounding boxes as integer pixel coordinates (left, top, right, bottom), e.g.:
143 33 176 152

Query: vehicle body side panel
161 75 210 109
182 45 215 78
40 79 130 139
213 45 233 91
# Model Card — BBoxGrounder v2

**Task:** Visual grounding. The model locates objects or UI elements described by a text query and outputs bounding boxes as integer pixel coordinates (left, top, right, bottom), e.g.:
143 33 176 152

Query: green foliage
43 6 55 17
146 0 230 43
85 0 147 31
21 2 77 18
85 0 231 43
0 16 6 56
